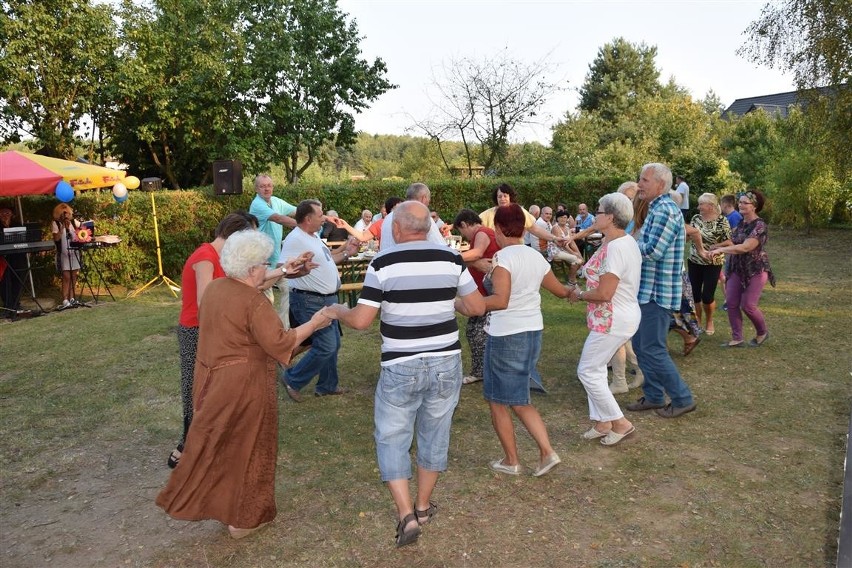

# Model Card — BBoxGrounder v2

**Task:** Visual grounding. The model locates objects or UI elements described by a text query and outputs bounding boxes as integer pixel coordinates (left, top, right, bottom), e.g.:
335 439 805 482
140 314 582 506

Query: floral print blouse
583 242 613 333
728 217 776 287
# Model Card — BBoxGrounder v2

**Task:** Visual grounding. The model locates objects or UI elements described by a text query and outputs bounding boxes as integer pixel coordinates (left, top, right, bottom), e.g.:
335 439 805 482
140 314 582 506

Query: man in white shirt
524 204 540 247
674 175 690 219
380 183 445 250
280 200 358 401
534 206 553 254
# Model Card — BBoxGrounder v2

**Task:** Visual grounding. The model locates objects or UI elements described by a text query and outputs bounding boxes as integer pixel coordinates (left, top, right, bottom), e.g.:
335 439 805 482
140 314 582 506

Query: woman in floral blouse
686 193 731 336
711 189 775 347
569 193 642 446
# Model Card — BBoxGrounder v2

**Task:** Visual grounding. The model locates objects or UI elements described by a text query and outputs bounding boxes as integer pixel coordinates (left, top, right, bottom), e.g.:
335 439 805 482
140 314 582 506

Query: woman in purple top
710 190 775 348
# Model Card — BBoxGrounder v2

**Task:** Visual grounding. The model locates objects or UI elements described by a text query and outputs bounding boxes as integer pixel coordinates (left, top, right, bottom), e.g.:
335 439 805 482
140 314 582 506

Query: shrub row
17 175 625 289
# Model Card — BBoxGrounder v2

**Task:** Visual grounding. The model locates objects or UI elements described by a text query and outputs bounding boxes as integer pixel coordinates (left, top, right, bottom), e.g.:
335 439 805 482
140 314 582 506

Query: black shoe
626 397 666 412
315 387 349 397
655 402 697 418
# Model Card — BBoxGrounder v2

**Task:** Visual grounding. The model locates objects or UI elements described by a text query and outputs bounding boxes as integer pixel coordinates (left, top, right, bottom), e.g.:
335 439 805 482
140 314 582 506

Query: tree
244 0 394 184
106 0 254 188
0 0 118 158
413 49 560 176
723 109 781 189
578 37 661 121
741 0 850 220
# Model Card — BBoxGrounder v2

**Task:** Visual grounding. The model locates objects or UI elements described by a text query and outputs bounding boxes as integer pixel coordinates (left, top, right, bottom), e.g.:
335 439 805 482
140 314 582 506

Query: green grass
0 227 850 567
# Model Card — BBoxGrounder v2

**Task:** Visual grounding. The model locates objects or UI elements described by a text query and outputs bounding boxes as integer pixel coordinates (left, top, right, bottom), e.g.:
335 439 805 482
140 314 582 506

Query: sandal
415 502 437 526
395 512 421 547
167 443 184 469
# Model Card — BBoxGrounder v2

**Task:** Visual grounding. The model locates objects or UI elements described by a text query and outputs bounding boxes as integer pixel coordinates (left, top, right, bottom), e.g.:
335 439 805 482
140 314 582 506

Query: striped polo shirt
358 241 477 365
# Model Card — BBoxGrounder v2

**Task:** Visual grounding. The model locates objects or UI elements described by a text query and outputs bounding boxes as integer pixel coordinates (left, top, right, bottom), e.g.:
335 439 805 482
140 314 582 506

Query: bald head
392 201 432 243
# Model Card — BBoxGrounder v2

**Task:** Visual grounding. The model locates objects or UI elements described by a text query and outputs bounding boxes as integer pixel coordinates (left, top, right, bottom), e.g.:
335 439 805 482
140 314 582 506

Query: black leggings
687 261 723 305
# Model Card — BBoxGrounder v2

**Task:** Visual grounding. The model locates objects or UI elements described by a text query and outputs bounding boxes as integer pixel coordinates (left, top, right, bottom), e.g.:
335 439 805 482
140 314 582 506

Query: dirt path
2 439 218 567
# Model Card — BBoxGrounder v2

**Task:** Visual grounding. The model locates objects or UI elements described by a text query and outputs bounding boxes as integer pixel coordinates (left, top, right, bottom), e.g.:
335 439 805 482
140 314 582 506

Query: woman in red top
453 209 500 385
169 213 257 468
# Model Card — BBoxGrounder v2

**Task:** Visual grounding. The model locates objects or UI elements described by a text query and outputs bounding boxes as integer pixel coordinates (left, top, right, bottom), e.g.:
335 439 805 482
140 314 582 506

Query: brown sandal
415 502 437 525
395 513 421 547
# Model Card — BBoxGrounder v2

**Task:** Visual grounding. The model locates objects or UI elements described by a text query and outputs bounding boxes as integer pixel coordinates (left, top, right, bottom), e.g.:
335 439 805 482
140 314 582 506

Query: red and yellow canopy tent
0 150 137 227
0 150 127 198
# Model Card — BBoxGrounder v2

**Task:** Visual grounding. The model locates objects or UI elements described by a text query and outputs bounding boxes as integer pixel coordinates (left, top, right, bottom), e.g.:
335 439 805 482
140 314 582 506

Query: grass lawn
1 227 850 567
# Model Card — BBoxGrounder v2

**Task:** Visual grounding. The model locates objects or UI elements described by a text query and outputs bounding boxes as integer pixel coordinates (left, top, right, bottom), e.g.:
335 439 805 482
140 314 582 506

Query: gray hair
220 230 274 279
326 210 339 218
669 190 683 206
406 182 430 201
617 181 639 199
598 192 634 230
253 174 273 190
642 163 673 191
697 192 721 214
393 201 431 235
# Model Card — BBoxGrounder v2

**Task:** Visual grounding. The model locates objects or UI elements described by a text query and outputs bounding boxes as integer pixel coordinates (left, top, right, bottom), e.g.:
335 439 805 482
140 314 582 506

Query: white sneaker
462 375 483 385
57 299 71 311
490 459 521 475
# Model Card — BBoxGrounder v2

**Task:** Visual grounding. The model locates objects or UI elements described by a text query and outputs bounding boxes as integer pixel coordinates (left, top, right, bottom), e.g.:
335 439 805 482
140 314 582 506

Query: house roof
722 86 838 119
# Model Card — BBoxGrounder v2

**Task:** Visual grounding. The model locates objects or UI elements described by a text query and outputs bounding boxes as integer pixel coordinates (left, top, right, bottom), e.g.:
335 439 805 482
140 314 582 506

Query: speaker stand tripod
129 192 181 298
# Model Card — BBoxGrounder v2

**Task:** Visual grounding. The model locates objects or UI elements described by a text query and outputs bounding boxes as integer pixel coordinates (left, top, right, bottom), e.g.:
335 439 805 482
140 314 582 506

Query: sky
337 0 795 144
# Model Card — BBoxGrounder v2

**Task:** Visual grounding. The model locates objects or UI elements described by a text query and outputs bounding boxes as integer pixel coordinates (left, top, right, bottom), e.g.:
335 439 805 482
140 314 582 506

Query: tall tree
0 0 118 158
741 0 850 220
578 37 661 121
413 49 560 175
107 0 252 188
244 0 394 184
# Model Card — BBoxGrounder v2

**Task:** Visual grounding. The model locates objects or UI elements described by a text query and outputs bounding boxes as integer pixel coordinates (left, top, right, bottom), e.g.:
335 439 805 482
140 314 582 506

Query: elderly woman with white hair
568 193 642 446
686 193 731 336
157 230 334 540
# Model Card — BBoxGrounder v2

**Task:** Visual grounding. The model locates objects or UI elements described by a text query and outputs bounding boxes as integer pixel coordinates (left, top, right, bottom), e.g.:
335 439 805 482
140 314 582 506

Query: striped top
636 194 685 311
358 241 477 366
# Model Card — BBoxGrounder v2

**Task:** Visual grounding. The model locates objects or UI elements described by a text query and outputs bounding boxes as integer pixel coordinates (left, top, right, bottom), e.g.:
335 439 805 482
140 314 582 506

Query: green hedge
15 175 623 290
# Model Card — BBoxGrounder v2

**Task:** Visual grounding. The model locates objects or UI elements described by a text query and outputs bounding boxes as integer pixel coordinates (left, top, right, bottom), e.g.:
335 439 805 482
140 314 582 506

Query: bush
19 175 626 290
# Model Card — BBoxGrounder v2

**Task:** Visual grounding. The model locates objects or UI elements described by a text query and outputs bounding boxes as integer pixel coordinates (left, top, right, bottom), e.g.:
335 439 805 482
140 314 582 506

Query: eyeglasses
738 200 753 205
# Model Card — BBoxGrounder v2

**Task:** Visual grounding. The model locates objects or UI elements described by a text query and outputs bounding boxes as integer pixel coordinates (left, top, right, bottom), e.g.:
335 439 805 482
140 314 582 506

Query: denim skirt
483 330 542 406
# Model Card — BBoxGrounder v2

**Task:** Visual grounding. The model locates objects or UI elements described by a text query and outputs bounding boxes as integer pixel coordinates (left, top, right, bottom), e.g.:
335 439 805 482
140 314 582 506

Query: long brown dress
156 277 298 529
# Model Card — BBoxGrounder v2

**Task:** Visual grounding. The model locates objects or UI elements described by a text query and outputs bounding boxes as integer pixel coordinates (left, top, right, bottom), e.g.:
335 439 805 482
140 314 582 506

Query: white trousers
577 331 631 422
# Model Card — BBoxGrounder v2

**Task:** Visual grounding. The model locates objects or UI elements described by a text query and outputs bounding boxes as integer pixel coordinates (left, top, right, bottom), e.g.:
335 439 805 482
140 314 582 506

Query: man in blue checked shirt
626 163 697 418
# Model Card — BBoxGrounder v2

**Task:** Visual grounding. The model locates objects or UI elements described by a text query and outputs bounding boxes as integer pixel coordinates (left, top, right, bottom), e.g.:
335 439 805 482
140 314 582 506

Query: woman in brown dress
156 229 334 539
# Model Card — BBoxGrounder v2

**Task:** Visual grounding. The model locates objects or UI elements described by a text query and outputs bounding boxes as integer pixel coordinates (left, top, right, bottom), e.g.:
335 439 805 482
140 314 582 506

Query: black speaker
140 177 162 191
213 160 243 195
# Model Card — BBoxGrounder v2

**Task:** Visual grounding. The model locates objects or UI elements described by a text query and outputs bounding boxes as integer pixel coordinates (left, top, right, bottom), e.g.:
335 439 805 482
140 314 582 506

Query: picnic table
337 252 373 306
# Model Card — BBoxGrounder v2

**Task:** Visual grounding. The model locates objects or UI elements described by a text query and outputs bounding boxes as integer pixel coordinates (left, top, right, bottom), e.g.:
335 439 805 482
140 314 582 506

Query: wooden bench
338 282 363 307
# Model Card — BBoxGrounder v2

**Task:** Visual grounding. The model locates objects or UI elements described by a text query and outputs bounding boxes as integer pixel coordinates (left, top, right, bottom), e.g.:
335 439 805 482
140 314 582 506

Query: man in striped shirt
626 163 697 419
329 201 485 547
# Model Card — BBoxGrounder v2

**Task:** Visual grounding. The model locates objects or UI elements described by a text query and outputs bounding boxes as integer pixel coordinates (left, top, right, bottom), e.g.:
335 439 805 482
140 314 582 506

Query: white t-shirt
676 181 690 210
584 235 641 337
486 244 552 336
281 227 341 294
354 219 371 232
380 209 446 250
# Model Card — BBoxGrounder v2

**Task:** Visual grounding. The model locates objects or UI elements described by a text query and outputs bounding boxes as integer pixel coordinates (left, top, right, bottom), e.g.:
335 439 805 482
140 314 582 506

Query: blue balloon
55 180 74 202
114 193 128 204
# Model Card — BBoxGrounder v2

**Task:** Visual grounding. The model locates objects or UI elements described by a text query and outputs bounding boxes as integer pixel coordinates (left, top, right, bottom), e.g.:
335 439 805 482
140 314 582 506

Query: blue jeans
284 291 340 394
374 354 462 481
632 302 694 407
